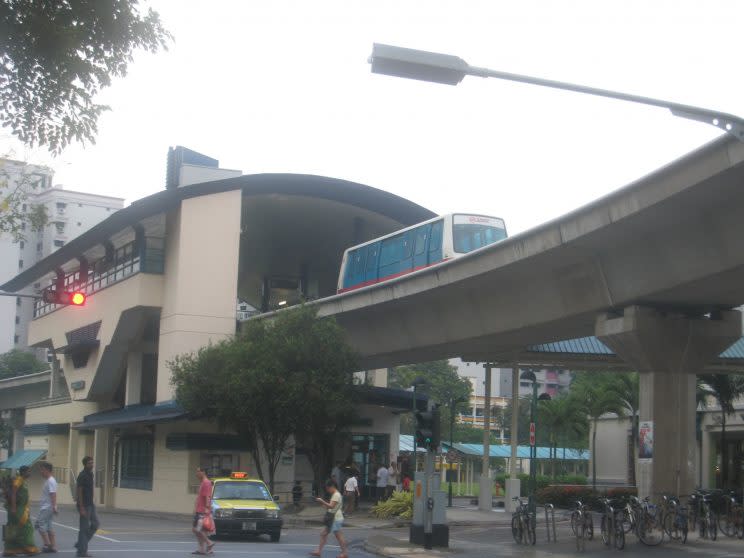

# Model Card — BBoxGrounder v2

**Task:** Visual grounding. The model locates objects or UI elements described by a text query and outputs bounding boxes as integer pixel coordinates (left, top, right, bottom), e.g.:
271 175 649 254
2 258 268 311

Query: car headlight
266 509 280 519
215 508 233 518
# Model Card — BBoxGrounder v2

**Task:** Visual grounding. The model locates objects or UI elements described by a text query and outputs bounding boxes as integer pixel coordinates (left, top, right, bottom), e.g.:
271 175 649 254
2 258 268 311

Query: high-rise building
0 158 124 356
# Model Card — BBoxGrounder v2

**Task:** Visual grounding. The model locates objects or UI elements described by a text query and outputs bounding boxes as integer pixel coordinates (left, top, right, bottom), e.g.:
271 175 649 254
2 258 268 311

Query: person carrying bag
310 480 348 558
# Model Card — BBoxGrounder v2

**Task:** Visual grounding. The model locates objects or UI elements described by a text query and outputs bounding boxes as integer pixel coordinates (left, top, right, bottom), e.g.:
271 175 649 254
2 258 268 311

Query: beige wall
157 191 242 402
27 273 164 401
26 401 99 425
590 414 630 484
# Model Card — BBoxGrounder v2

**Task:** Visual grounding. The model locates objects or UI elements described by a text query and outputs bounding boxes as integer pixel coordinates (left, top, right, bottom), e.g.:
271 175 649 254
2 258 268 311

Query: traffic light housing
42 290 87 306
415 406 441 452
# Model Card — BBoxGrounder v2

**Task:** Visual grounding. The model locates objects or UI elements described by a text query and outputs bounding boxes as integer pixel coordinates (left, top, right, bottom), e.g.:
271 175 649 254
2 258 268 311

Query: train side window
429 221 443 252
380 234 403 266
366 244 379 272
402 232 413 259
354 246 367 277
414 227 427 255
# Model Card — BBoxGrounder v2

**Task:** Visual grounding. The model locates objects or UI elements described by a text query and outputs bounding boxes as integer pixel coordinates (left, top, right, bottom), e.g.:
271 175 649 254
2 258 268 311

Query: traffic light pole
424 449 434 550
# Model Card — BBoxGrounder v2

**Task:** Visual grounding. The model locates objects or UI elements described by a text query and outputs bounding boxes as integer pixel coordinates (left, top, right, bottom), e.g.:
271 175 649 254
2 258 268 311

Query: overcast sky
2 0 742 234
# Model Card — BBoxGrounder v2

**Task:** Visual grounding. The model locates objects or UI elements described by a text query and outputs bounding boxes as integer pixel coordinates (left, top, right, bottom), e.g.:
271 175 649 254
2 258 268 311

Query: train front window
452 215 506 253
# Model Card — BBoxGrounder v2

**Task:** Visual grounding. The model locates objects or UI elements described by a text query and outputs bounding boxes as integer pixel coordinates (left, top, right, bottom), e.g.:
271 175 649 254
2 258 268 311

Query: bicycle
690 489 718 540
661 495 688 544
570 500 594 551
717 491 744 538
599 498 625 550
511 497 536 545
635 496 664 546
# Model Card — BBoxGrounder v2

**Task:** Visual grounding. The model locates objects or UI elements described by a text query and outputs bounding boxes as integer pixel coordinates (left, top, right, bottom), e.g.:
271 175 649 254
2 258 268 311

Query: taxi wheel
270 531 281 542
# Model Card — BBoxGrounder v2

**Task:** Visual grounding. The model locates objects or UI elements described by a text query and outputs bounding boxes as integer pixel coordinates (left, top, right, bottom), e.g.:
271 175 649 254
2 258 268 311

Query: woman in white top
310 479 348 558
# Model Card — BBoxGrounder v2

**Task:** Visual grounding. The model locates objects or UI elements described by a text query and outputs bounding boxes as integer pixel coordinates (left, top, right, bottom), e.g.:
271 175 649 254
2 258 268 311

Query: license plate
242 521 256 531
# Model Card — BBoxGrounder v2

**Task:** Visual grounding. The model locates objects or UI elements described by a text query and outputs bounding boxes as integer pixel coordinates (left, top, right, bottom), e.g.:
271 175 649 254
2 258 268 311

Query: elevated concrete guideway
307 135 744 369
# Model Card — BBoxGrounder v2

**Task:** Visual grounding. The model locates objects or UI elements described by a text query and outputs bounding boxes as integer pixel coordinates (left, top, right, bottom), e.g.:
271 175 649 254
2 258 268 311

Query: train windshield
452 214 507 253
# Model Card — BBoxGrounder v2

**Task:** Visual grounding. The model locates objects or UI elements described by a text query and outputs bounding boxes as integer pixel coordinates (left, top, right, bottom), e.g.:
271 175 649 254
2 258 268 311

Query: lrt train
337 213 507 293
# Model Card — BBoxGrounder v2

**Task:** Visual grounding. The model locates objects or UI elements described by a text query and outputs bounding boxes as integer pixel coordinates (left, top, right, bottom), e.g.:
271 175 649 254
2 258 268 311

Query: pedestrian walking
3 465 39 556
386 462 399 498
310 480 348 558
192 467 215 555
330 462 342 489
343 473 359 515
75 457 99 558
35 462 58 553
375 463 389 502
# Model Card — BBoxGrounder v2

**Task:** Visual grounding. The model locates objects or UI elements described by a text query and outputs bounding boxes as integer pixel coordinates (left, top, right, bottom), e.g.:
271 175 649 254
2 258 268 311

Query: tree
0 349 48 379
0 0 171 154
389 360 473 436
614 372 639 486
171 305 358 491
498 396 533 445
572 372 626 488
698 373 744 489
0 159 50 241
538 394 589 478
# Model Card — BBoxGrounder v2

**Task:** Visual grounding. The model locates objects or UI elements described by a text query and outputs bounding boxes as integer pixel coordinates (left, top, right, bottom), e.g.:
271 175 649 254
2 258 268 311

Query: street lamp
519 368 551 518
369 43 744 141
447 396 466 507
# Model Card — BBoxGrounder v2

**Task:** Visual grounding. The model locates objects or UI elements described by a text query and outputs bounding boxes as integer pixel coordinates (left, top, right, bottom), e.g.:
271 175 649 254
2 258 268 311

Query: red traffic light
41 290 87 306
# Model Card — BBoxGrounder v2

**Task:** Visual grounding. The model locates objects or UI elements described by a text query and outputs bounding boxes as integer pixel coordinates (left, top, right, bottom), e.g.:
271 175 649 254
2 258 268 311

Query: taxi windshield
213 481 272 501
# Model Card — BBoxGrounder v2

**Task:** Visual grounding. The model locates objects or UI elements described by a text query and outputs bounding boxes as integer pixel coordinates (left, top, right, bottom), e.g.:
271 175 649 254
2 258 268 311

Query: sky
2 0 743 235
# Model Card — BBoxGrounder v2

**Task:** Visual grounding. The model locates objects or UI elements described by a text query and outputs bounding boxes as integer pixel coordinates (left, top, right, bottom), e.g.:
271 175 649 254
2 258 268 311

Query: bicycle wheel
663 511 679 540
511 514 523 544
638 510 664 546
527 516 536 546
570 510 580 535
614 519 625 550
681 521 688 544
709 514 717 541
719 510 738 538
586 514 594 540
621 508 633 534
600 515 610 546
575 518 585 552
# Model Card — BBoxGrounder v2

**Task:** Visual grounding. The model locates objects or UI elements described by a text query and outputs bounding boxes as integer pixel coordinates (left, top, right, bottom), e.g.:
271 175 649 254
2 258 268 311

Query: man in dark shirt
75 456 99 557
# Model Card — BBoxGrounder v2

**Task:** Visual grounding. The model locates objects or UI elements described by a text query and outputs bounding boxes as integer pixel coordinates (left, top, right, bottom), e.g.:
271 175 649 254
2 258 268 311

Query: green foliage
372 490 413 519
536 485 637 509
390 360 473 437
0 160 49 242
0 0 171 153
171 305 358 491
0 349 48 379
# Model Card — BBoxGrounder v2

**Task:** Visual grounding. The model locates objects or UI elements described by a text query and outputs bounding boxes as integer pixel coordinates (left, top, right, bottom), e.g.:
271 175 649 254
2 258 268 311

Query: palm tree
538 395 589 478
615 372 639 487
573 372 626 489
697 373 744 488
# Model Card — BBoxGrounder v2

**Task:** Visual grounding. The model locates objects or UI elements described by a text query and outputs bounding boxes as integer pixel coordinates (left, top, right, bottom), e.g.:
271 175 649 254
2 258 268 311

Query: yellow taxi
210 472 283 542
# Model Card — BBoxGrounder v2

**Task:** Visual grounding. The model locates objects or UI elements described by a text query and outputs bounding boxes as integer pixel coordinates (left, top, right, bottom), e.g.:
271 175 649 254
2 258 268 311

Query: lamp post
448 396 465 507
369 43 744 141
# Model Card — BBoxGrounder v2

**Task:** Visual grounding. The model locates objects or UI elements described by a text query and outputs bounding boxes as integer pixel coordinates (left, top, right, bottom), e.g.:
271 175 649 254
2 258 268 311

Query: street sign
529 422 536 446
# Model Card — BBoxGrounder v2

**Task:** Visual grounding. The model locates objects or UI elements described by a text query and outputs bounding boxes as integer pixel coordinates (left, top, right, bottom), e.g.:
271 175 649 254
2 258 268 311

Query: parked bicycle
717 490 744 539
633 496 664 546
511 497 536 545
570 500 594 552
599 498 625 550
689 489 718 540
661 494 688 544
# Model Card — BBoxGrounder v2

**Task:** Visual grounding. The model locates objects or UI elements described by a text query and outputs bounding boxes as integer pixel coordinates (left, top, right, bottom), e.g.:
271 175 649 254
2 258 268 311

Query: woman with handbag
309 479 348 558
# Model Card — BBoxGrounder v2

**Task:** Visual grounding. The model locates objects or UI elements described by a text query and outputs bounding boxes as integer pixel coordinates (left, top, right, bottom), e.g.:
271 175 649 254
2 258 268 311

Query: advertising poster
639 421 653 460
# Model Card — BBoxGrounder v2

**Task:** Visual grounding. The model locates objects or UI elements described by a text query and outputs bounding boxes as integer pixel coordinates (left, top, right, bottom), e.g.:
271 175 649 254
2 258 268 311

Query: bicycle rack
544 503 557 542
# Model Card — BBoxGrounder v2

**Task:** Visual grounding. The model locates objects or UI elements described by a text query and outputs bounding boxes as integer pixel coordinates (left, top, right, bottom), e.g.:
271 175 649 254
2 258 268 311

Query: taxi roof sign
230 472 248 479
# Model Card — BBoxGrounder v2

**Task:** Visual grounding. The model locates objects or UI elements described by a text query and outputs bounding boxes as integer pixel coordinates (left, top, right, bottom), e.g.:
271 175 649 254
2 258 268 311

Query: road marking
0 509 120 543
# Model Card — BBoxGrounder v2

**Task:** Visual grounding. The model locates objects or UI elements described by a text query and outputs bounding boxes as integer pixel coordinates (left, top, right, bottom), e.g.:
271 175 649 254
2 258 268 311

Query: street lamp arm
370 43 744 141
468 64 744 140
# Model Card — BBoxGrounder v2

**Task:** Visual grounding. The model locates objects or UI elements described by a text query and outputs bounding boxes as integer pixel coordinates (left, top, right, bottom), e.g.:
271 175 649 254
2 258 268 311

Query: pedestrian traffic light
42 290 87 306
415 406 441 452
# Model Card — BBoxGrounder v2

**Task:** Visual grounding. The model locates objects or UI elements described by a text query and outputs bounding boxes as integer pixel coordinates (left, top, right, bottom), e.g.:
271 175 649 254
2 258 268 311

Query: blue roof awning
74 401 186 429
0 450 46 470
398 435 589 460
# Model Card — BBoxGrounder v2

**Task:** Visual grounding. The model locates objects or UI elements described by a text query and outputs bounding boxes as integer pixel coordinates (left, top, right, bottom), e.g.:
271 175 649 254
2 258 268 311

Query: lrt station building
0 148 433 513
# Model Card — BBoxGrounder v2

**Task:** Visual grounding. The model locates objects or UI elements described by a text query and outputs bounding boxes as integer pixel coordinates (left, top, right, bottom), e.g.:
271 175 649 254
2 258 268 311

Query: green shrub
372 490 413 520
494 474 587 497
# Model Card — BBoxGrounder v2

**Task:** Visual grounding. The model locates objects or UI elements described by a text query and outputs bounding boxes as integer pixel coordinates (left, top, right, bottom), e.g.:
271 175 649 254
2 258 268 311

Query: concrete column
700 426 713 489
597 306 741 499
505 364 520 513
156 190 242 403
478 363 493 511
125 352 142 406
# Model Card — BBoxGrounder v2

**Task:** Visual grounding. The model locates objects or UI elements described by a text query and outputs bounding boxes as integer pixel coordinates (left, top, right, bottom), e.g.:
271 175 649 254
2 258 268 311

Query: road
6 507 744 558
1 507 374 558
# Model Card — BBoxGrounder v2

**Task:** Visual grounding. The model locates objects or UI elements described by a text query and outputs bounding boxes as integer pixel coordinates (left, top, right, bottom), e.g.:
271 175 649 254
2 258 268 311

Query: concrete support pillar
636 372 696 498
125 352 142 406
597 306 741 499
478 363 493 511
505 364 520 513
700 427 713 489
